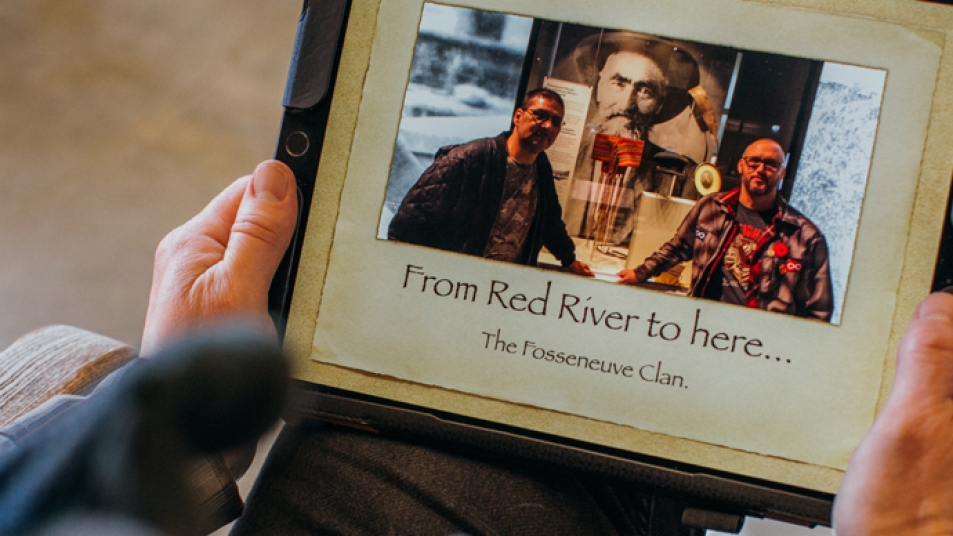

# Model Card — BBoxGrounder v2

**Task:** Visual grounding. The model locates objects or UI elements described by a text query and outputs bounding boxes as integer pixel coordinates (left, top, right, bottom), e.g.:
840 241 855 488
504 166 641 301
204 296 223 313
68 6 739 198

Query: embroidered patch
780 259 802 275
695 228 708 241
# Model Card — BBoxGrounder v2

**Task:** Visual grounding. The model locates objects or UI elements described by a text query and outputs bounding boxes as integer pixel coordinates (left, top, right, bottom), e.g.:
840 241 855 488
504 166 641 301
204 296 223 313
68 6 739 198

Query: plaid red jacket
634 188 833 321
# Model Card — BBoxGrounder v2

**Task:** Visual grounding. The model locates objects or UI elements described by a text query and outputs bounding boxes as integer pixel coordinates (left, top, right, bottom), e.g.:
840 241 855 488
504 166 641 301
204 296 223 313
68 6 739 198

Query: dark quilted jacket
388 132 577 267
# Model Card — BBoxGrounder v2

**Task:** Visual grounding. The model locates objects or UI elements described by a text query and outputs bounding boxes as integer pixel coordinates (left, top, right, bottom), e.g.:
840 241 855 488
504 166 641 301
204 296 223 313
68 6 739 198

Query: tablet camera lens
286 131 310 158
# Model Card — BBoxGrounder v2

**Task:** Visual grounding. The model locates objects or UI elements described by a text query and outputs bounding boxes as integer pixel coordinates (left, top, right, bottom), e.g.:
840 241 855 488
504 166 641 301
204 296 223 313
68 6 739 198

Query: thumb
892 291 953 405
224 160 299 289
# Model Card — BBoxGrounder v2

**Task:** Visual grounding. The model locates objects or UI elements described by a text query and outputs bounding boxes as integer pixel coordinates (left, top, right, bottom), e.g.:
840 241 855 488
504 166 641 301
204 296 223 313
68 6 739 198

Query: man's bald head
745 139 785 160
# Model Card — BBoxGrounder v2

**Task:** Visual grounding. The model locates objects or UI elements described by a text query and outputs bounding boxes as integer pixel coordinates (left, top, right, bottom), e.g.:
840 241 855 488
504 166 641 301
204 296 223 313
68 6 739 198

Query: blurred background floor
0 1 831 534
0 0 299 349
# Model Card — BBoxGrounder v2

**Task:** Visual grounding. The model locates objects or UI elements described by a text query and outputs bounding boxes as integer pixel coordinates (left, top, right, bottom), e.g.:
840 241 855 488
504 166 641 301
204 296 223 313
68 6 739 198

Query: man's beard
599 108 656 140
743 176 772 197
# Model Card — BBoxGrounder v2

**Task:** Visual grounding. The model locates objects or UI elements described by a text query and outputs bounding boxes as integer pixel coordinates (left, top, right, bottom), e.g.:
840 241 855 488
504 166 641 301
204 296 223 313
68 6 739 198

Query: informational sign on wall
542 76 592 184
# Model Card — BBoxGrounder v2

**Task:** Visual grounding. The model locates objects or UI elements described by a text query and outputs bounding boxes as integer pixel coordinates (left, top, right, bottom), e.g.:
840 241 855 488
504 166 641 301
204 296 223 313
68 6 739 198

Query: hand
834 291 953 535
141 160 298 356
564 259 593 277
617 268 639 284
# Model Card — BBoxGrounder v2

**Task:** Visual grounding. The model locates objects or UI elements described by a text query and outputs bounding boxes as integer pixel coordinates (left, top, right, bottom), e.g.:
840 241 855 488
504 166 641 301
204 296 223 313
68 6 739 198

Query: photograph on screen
378 3 885 326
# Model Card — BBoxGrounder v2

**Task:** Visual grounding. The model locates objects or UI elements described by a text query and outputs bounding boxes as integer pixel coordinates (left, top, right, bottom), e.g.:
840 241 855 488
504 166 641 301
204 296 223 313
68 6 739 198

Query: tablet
269 0 953 527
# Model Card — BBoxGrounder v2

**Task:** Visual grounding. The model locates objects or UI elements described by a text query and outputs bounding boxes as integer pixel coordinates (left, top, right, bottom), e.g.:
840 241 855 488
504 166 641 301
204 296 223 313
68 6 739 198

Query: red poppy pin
772 242 788 258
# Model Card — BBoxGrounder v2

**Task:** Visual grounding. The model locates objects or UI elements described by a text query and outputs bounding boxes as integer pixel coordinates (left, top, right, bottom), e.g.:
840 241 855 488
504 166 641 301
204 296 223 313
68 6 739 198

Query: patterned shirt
483 158 539 262
719 205 773 305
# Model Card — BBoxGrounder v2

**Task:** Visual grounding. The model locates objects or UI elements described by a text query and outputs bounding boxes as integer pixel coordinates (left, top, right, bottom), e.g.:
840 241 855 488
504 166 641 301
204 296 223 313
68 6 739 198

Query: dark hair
520 88 564 111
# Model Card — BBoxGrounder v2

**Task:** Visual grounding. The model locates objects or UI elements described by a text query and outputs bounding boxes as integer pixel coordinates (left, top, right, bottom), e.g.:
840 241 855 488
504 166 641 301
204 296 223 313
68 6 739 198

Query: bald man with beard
618 139 833 321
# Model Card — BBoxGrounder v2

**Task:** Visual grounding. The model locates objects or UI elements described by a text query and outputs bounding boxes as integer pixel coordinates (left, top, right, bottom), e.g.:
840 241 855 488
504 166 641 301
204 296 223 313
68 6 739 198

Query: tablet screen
284 0 946 496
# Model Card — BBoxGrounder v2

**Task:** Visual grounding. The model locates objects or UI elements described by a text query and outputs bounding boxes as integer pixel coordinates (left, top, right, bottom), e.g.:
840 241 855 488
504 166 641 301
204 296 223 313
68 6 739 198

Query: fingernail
941 286 953 296
252 161 291 202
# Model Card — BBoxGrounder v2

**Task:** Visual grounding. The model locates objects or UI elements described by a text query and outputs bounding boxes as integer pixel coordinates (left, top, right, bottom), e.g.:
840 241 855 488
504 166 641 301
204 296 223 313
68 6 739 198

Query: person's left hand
140 160 298 356
564 259 594 277
0 160 298 535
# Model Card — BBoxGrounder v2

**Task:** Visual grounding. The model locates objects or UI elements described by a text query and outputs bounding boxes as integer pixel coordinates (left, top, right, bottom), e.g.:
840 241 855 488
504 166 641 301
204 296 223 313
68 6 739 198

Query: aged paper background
286 0 949 492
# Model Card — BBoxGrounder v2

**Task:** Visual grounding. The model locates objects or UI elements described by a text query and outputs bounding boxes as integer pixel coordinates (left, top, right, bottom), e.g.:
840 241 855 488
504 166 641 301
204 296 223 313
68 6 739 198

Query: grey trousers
232 421 694 536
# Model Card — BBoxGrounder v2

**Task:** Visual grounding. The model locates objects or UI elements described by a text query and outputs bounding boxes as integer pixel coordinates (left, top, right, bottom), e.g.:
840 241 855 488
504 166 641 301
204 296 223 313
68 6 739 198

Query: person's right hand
834 291 953 535
616 268 639 284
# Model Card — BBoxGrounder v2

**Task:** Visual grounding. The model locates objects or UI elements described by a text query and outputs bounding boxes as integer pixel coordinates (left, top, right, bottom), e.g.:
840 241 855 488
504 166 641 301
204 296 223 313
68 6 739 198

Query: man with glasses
389 88 592 275
618 138 833 321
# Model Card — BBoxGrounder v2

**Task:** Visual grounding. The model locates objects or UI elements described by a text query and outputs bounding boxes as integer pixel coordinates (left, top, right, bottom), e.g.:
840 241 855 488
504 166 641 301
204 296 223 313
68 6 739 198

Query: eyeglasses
742 156 783 172
525 108 563 128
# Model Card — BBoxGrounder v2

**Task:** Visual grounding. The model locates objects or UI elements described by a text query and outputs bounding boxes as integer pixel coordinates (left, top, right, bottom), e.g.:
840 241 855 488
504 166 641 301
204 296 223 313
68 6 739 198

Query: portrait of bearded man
569 32 716 161
553 31 719 243
592 47 668 140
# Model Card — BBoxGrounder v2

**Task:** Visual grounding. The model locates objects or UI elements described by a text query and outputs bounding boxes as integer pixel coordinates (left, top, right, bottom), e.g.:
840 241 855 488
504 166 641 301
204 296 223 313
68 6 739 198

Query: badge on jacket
695 228 707 241
780 258 802 274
